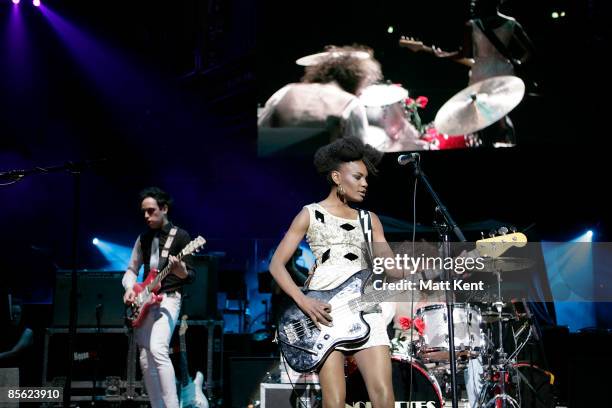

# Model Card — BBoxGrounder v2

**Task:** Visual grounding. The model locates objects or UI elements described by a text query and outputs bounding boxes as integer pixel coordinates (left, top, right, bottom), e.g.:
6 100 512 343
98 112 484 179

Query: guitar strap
159 227 178 269
358 209 374 268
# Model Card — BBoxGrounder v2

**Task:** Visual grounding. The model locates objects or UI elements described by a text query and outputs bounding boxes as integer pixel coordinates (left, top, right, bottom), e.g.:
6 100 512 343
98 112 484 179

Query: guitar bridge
283 323 298 344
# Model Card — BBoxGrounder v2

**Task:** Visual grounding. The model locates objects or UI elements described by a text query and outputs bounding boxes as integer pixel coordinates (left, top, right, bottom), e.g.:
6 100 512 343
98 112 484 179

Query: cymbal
434 75 525 135
359 84 409 107
295 50 370 66
479 257 534 273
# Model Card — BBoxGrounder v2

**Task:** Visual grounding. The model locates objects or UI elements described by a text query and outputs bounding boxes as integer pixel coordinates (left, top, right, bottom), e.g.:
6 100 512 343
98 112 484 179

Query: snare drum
415 303 484 362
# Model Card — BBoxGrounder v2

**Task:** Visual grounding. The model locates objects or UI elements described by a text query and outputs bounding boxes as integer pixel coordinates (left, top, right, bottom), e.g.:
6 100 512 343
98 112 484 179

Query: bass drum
346 358 444 407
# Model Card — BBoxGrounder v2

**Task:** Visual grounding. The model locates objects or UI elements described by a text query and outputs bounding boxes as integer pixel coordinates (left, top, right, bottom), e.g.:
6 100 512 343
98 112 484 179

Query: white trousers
135 292 181 408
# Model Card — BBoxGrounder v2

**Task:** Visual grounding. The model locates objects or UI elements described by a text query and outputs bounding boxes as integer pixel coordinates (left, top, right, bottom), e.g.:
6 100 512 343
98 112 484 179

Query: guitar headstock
476 230 527 258
181 235 207 257
399 36 426 52
179 314 189 336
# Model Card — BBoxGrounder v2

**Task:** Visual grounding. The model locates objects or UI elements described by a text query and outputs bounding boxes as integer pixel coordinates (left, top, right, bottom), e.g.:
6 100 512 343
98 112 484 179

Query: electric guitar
399 37 475 67
178 316 208 408
277 232 527 372
126 236 206 328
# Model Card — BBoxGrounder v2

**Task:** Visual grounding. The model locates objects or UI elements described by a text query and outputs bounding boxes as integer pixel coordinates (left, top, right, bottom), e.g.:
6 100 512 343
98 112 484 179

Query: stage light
12 0 21 5
572 229 594 243
387 26 394 34
92 238 134 272
92 237 99 245
551 12 559 19
33 0 40 7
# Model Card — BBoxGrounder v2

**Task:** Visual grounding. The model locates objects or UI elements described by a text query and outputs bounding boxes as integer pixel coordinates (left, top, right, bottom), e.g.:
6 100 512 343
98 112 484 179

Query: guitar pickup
283 323 298 344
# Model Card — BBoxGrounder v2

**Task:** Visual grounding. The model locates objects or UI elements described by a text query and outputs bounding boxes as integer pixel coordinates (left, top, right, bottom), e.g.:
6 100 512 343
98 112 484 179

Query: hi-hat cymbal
481 311 517 323
479 257 534 273
434 76 525 135
295 50 370 66
359 84 409 107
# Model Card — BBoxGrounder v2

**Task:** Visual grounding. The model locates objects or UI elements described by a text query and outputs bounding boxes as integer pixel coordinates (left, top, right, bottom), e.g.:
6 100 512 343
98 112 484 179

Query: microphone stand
0 159 107 406
407 157 466 408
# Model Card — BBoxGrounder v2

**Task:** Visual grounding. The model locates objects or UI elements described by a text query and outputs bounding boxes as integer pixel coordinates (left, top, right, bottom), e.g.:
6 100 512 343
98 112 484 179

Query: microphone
397 153 420 165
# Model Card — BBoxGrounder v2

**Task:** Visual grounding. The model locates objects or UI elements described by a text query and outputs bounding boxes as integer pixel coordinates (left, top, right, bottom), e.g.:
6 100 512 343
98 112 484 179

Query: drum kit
296 49 527 152
383 257 556 408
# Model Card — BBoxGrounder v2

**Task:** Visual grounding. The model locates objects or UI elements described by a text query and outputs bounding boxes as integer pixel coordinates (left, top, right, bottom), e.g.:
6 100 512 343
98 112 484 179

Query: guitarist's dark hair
139 186 173 210
314 136 382 186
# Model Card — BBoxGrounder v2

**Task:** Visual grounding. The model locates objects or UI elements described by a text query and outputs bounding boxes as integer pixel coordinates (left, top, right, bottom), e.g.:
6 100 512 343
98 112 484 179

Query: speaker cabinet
52 270 125 327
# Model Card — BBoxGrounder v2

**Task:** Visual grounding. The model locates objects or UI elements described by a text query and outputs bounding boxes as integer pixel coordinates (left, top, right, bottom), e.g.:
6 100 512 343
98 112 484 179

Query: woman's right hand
296 294 333 328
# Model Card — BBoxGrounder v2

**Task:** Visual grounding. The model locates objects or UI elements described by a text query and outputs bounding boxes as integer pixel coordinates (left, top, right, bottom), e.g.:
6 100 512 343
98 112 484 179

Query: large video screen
257 0 530 156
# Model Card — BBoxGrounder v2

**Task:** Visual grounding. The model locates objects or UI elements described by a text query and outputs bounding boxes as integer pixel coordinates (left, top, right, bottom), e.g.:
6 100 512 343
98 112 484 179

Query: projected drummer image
258 42 526 155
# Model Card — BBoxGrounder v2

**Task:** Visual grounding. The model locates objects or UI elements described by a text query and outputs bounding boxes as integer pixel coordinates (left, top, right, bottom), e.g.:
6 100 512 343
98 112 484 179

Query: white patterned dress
304 203 390 351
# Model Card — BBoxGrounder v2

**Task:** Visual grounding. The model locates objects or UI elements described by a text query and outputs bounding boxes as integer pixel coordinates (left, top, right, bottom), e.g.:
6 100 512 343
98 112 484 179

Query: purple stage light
12 0 21 5
33 0 41 7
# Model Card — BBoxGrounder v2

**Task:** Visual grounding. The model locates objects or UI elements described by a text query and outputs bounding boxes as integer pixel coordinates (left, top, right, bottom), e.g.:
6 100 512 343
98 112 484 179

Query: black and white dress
304 203 390 351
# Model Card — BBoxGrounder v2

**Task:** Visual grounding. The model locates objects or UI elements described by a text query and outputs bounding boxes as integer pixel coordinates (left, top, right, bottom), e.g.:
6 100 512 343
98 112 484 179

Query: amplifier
52 270 125 327
181 254 220 319
42 327 133 384
260 383 321 408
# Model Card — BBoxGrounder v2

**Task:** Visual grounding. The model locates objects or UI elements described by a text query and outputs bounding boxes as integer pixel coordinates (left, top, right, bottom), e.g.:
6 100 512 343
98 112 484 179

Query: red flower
405 97 415 106
398 316 412 330
416 96 429 108
413 317 426 335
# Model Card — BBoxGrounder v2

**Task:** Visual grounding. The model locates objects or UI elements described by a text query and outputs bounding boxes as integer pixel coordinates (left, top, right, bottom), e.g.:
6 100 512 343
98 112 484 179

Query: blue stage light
91 238 135 273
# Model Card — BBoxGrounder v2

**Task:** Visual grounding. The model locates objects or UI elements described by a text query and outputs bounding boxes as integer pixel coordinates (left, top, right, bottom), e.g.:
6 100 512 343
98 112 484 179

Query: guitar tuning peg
497 226 509 235
509 226 517 233
488 230 497 238
481 231 485 239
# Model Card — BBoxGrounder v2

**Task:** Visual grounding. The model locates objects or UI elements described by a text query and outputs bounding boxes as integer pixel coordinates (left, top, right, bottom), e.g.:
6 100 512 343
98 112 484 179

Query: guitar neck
399 39 474 67
179 333 191 386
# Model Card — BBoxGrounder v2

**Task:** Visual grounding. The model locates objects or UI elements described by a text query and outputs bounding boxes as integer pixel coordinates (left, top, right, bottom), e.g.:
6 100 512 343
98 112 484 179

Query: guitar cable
280 354 315 408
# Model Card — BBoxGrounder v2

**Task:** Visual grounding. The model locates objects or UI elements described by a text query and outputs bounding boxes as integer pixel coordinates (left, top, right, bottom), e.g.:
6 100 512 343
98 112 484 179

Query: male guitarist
122 187 195 408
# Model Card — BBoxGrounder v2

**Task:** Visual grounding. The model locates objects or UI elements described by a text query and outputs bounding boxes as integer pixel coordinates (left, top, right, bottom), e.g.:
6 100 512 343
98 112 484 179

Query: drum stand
483 270 519 408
